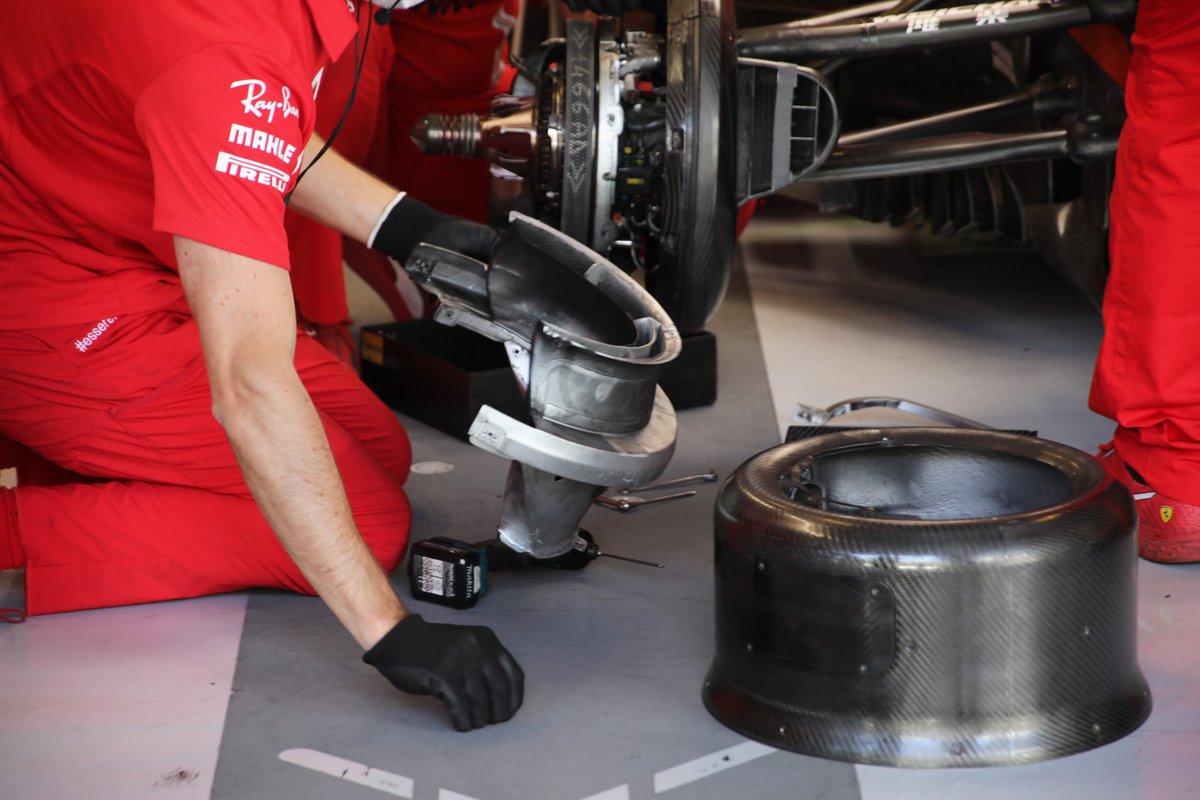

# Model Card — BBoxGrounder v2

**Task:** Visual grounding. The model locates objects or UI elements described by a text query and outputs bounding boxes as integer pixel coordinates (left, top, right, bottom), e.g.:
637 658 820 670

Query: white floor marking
279 748 414 797
411 460 455 475
579 785 630 800
652 741 778 793
439 790 481 800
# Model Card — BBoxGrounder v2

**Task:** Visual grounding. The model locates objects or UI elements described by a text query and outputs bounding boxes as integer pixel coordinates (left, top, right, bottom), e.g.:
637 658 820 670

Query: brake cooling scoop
403 212 681 558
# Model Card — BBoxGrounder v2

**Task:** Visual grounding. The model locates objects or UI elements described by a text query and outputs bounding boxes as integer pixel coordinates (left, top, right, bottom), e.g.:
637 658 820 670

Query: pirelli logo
214 151 290 193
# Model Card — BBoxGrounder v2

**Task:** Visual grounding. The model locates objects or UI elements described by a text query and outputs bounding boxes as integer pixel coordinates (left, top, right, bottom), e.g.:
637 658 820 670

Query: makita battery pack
406 536 488 609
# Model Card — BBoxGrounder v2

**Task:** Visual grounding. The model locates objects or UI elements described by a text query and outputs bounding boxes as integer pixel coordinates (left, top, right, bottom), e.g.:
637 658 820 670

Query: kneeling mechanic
0 0 521 731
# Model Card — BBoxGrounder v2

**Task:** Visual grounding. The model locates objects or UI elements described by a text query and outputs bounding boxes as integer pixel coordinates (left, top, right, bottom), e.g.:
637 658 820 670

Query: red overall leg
0 434 84 487
0 306 411 614
289 2 521 328
287 9 397 355
341 1 518 322
1089 0 1200 559
372 3 505 223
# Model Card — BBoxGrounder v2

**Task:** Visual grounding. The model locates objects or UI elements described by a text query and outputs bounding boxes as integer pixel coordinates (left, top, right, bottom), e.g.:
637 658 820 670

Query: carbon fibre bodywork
705 427 1149 767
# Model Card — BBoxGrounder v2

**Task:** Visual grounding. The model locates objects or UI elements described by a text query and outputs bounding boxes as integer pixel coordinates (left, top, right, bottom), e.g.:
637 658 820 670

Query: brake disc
651 0 739 334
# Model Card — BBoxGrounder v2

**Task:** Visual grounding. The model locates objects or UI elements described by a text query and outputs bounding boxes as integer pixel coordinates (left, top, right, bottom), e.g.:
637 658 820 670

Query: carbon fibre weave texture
657 0 737 334
704 427 1150 767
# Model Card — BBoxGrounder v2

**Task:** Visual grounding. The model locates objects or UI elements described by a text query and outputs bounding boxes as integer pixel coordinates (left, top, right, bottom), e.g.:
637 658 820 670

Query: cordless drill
407 529 660 608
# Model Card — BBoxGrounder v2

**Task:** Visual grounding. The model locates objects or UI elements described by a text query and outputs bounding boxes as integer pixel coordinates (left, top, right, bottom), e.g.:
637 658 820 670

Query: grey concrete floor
6 204 1200 800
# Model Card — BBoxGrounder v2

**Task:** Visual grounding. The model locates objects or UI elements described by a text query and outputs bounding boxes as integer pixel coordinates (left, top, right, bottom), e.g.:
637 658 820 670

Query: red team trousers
0 300 411 615
1089 0 1200 504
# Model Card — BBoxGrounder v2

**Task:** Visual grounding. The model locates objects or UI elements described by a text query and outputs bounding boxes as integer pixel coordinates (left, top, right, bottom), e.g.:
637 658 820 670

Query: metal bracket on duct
403 212 682 558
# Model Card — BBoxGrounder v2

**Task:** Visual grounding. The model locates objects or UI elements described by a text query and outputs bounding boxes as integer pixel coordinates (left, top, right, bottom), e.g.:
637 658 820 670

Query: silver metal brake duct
403 212 682 558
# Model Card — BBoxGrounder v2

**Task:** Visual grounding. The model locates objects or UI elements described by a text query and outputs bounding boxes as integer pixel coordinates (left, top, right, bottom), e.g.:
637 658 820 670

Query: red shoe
1098 442 1200 563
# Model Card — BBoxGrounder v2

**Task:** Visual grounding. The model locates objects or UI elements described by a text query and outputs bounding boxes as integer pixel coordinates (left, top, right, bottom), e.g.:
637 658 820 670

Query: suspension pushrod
807 129 1072 182
838 78 1072 146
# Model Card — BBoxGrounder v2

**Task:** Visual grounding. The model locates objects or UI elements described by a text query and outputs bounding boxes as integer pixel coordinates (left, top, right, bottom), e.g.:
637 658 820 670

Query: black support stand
359 320 718 442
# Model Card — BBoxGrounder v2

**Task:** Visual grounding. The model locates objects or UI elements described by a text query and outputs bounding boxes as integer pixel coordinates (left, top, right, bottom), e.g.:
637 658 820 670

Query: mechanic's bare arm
286 136 499 264
175 236 404 650
286 136 396 244
177 140 519 730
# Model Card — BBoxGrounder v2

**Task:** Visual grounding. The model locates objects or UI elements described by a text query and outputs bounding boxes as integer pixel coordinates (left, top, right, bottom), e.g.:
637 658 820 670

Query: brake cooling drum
703 428 1150 768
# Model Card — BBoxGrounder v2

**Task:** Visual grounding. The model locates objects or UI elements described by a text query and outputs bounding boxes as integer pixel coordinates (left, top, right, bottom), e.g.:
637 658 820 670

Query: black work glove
564 0 659 15
364 614 524 731
368 192 500 265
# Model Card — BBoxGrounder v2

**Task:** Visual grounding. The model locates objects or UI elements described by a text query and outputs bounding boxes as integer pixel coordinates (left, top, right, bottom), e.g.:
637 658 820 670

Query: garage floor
4 200 1200 800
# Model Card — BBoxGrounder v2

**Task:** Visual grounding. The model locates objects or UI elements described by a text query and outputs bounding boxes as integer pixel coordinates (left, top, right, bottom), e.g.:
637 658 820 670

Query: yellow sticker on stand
361 330 383 366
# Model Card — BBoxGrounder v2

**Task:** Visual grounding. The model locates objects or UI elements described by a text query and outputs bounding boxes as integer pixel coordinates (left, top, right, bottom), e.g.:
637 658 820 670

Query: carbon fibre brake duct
403 212 681 558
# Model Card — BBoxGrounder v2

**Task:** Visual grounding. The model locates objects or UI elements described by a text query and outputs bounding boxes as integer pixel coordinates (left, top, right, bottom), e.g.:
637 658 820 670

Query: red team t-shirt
0 0 358 330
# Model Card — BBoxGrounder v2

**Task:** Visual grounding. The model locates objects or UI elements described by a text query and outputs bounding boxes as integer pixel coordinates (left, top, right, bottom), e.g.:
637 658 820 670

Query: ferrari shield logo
1161 506 1174 525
